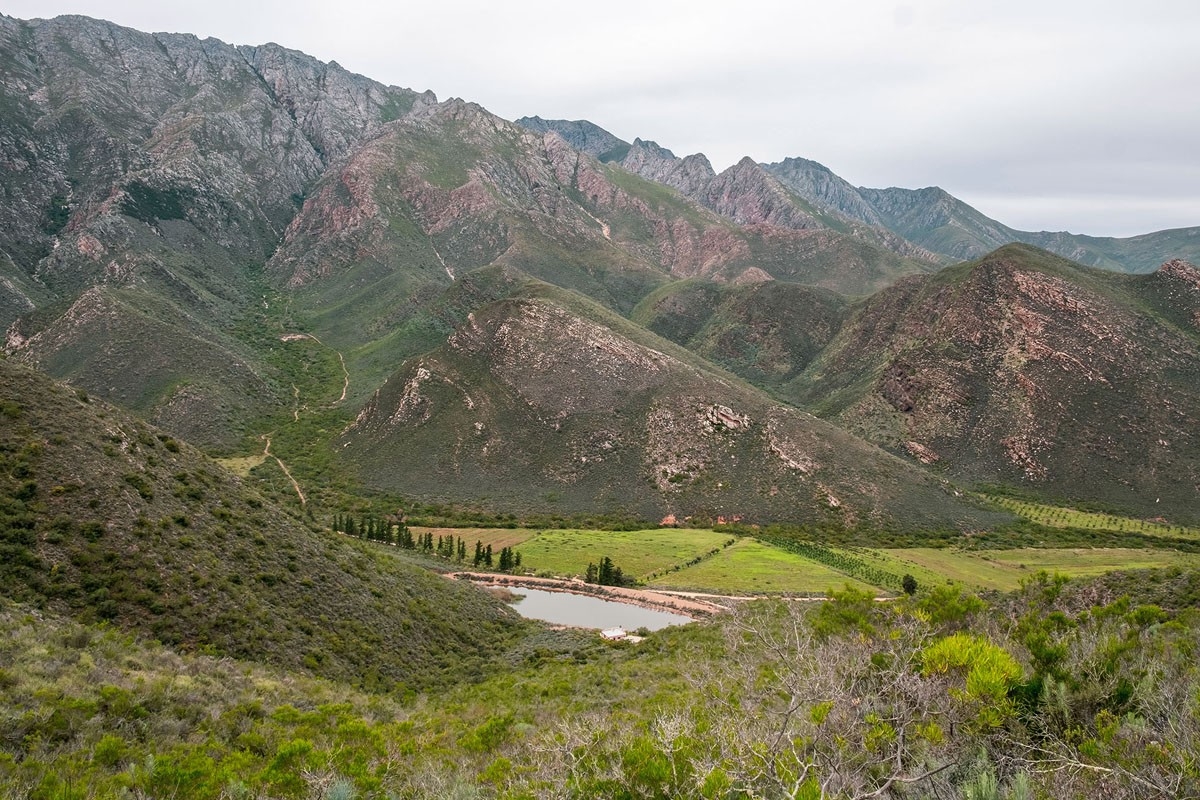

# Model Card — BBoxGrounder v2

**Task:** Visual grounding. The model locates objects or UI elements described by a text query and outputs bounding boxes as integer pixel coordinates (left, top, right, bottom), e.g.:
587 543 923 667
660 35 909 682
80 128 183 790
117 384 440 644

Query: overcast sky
7 0 1199 237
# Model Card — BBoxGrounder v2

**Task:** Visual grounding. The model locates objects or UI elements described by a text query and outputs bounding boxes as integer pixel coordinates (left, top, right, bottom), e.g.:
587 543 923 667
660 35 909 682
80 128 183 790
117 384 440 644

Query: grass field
985 495 1200 540
869 547 1200 592
648 539 878 595
405 527 1200 596
980 548 1200 583
410 527 537 551
506 528 732 580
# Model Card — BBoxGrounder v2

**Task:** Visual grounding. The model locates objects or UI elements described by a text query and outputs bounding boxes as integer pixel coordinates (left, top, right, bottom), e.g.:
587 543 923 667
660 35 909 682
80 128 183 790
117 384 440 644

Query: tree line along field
407 525 1200 595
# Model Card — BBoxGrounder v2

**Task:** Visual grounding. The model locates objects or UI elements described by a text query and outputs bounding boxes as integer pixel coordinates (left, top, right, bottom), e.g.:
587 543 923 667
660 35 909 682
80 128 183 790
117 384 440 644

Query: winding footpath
259 433 306 507
248 331 353 508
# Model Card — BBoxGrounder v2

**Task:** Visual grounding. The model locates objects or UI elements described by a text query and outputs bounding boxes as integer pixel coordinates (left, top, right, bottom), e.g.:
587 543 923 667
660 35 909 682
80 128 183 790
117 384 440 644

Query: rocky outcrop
791 244 1200 521
620 139 717 195
1143 259 1200 330
703 158 822 230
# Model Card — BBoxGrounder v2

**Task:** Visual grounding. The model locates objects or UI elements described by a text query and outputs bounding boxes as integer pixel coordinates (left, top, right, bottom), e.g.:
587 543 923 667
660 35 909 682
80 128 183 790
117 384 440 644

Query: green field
508 528 732 580
411 527 537 552
985 495 1200 540
871 547 1200 592
981 548 1200 583
406 526 1200 596
648 538 878 595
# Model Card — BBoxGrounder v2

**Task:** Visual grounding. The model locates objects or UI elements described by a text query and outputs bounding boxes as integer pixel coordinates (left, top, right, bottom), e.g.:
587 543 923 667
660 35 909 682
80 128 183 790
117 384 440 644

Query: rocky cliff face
0 13 429 319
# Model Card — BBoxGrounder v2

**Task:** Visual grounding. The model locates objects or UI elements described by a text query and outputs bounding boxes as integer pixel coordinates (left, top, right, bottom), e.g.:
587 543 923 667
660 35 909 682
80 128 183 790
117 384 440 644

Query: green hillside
632 279 848 391
0 357 527 689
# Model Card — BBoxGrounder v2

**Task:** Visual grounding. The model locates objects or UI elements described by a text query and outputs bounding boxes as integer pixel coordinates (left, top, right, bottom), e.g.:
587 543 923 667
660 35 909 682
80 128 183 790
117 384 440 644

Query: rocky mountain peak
238 42 433 163
705 158 821 230
629 137 677 159
765 157 885 228
619 138 715 195
515 117 629 162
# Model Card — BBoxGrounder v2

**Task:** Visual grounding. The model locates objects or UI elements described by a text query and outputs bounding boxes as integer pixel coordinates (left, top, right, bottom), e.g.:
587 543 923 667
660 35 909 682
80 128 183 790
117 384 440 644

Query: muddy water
507 587 694 631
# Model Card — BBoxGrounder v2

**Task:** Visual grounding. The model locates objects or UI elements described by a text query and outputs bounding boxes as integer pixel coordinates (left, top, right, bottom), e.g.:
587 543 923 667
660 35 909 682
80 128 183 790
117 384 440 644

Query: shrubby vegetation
3 571 1197 798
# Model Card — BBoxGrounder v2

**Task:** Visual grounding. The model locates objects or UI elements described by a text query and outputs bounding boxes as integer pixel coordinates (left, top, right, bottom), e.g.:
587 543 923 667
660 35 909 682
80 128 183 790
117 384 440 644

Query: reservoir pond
506 587 694 631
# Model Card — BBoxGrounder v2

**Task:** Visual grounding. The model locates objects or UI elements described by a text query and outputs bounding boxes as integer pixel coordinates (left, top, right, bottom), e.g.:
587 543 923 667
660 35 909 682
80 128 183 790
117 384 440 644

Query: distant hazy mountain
517 118 1199 273
769 165 1200 273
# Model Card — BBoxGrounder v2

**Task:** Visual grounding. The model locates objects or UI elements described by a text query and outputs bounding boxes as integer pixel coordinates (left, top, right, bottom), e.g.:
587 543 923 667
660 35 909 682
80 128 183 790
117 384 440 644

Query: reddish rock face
792 246 1200 521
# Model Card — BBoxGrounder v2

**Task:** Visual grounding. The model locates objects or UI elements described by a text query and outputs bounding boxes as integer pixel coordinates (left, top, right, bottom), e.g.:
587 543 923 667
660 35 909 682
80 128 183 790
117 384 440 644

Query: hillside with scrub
0 356 527 689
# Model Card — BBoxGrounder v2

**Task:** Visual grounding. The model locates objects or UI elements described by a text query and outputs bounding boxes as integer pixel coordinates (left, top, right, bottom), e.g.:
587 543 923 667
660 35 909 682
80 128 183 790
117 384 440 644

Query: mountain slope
789 245 1200 522
0 14 438 444
341 281 1005 530
631 279 848 392
763 159 1200 272
516 120 942 279
0 356 525 688
10 286 282 448
269 99 936 408
0 14 430 312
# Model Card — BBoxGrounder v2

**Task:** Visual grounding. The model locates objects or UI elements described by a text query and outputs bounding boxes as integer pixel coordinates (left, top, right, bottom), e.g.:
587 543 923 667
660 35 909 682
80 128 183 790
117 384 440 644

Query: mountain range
2 13 1197 525
519 116 1200 272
